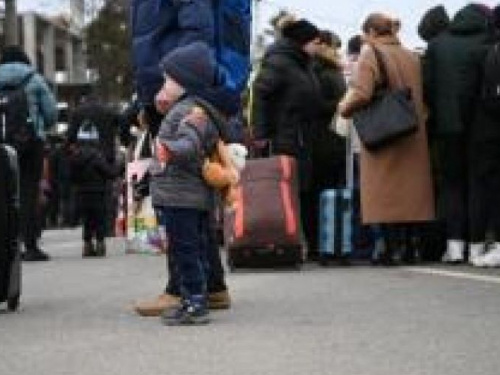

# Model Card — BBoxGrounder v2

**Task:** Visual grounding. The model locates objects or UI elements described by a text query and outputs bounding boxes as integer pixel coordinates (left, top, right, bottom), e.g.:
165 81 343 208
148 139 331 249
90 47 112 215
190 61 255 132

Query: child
67 99 121 257
150 42 227 325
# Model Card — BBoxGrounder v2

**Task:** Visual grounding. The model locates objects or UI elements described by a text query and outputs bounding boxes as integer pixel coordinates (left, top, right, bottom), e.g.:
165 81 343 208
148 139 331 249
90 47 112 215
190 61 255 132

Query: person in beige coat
338 13 435 263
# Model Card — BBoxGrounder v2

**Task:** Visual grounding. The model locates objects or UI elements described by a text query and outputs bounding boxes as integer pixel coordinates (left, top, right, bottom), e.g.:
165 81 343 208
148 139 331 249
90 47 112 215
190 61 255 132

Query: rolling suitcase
318 128 375 264
319 189 353 264
0 143 22 311
224 155 305 269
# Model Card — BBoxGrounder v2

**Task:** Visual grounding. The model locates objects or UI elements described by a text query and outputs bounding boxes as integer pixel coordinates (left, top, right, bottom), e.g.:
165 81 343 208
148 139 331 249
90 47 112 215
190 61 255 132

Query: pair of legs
79 190 107 257
19 140 49 261
468 137 500 266
373 223 429 265
156 207 210 324
436 135 469 262
161 207 228 297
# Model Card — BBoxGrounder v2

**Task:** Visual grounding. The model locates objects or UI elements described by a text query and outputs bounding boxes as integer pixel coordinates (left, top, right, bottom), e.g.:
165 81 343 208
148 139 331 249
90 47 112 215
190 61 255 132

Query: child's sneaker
161 297 210 326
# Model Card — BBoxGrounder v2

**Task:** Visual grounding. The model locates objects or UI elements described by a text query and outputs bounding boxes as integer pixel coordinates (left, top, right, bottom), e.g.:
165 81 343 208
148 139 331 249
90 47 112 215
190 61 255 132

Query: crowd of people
2 3 500 325
253 4 500 268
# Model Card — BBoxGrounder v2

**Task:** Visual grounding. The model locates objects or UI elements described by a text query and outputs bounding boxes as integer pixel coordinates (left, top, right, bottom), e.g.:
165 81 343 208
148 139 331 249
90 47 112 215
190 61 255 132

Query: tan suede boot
134 294 180 317
208 290 231 310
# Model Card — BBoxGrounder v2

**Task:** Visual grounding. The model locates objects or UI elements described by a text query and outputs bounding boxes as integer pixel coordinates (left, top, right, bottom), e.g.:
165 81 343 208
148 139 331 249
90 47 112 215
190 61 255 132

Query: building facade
20 11 86 86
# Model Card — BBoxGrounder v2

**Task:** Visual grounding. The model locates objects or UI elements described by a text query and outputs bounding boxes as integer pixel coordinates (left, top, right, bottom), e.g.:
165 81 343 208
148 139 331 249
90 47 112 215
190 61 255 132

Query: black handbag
352 46 418 152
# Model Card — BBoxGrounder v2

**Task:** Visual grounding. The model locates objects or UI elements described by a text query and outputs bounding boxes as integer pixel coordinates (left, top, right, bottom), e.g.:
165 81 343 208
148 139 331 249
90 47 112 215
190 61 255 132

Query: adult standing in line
468 5 500 267
309 30 347 257
0 46 57 262
423 4 492 264
338 13 435 263
252 18 324 258
416 4 451 262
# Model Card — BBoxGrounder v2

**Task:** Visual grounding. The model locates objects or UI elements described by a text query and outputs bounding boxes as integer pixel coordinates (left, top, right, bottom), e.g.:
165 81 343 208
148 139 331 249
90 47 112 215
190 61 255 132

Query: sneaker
161 301 210 326
134 293 181 317
474 246 500 268
468 243 486 265
82 241 96 258
22 249 50 262
442 240 465 263
208 290 231 310
160 303 186 325
95 241 106 257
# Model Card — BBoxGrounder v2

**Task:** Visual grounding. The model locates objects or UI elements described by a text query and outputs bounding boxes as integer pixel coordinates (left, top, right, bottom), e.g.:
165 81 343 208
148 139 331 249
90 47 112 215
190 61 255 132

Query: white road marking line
405 267 500 285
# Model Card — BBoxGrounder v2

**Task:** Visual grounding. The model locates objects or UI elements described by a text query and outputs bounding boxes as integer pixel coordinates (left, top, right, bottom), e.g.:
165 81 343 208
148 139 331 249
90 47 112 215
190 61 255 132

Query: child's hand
156 139 171 167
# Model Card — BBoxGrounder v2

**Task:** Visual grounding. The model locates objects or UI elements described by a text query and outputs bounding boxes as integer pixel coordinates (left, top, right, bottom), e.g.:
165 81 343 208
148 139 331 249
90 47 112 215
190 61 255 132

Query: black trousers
19 141 44 252
79 191 107 242
469 138 500 243
436 135 469 241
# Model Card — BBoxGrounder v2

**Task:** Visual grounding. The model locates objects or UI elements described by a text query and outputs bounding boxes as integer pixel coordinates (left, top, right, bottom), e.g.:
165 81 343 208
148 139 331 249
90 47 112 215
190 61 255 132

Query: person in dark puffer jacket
417 5 451 262
309 30 347 255
468 6 500 267
252 18 324 258
67 98 121 257
423 4 493 264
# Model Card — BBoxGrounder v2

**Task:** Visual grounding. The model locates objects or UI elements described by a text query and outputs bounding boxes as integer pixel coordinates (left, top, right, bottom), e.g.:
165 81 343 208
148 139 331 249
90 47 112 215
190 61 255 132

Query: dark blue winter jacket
131 0 215 106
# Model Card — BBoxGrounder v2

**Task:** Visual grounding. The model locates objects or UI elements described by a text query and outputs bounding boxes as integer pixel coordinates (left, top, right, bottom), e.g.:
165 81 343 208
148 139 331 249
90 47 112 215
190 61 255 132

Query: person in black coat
312 30 347 189
468 6 500 267
66 97 121 257
423 4 492 263
309 30 347 254
252 18 324 257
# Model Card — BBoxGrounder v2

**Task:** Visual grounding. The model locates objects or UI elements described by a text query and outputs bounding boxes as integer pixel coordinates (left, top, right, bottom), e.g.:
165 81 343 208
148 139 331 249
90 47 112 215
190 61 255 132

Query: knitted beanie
159 41 216 92
282 19 320 46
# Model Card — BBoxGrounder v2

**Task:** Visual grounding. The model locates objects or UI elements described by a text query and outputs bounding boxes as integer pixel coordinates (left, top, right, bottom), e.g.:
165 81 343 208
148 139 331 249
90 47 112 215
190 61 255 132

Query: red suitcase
225 155 305 269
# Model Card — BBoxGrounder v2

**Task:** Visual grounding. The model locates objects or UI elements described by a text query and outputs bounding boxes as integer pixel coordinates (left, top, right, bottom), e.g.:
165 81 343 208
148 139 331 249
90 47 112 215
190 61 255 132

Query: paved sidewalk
1 229 500 375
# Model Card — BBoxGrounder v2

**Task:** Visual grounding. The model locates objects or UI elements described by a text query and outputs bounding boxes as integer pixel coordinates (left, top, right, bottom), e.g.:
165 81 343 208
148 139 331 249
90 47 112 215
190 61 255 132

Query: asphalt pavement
1 228 500 375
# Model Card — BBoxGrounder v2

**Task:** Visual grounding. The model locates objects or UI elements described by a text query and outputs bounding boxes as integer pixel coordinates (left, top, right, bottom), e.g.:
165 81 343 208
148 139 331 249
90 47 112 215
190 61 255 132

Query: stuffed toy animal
202 141 248 206
222 143 248 207
227 143 248 171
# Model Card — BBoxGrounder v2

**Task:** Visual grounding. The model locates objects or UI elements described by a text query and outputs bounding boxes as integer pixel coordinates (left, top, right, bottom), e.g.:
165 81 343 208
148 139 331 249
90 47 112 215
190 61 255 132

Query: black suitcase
0 144 21 311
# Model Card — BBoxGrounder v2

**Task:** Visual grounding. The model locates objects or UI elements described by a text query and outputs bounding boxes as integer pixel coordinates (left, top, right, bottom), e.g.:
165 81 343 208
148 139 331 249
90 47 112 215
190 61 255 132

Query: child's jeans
156 207 209 305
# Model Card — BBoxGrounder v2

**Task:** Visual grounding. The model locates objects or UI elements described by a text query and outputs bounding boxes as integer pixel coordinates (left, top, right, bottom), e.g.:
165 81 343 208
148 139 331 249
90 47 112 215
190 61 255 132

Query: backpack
481 43 500 114
70 120 104 184
0 72 36 155
212 0 252 95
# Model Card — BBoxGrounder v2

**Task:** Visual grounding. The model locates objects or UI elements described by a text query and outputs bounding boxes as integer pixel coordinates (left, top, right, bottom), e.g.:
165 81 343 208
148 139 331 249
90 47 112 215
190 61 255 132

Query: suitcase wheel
7 294 20 312
319 254 330 267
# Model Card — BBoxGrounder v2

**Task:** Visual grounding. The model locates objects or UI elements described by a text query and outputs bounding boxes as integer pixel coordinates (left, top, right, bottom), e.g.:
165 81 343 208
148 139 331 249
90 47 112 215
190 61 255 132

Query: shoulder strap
370 44 408 90
370 45 389 89
20 72 35 88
